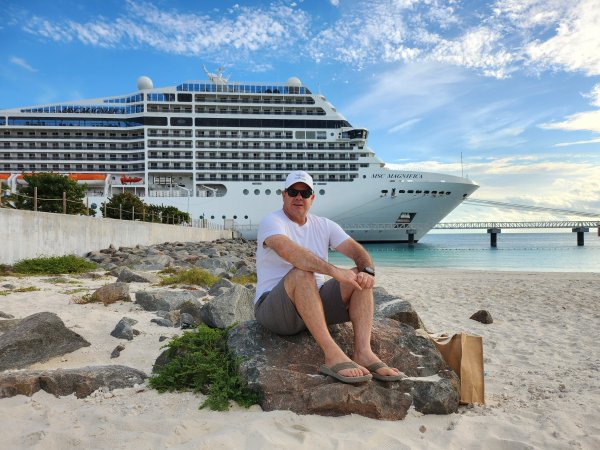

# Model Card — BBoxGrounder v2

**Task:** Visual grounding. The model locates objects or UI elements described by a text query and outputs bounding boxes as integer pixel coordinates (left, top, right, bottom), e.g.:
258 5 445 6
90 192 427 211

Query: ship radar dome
286 77 302 86
136 76 154 90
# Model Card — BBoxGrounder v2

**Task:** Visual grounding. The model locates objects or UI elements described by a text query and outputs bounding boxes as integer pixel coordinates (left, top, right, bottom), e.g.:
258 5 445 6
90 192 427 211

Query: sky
1 0 599 223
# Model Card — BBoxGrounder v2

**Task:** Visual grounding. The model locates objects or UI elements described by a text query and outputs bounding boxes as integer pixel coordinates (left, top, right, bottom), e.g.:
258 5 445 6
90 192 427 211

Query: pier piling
487 228 501 247
406 228 416 246
572 227 589 246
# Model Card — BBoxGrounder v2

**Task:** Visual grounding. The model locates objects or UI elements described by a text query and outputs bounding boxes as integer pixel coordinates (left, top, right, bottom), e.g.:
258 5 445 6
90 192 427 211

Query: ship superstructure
0 69 478 241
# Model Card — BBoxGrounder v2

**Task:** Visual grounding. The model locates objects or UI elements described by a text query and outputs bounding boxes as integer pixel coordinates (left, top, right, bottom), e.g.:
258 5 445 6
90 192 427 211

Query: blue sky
1 0 599 222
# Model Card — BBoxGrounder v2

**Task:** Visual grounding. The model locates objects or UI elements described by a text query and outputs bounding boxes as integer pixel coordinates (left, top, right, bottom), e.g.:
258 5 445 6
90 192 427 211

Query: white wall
0 208 235 265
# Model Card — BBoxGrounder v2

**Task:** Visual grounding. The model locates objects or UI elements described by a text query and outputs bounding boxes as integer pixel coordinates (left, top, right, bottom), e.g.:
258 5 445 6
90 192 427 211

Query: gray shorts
254 276 350 335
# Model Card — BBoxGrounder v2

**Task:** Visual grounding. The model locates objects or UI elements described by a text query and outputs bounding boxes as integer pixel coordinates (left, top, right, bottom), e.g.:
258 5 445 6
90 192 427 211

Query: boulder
151 318 173 327
116 268 160 284
373 287 426 330
470 310 493 324
178 300 205 326
110 317 138 341
208 278 235 296
0 312 90 371
227 319 459 419
200 284 254 329
0 365 146 398
135 290 207 312
0 311 15 319
133 254 174 271
91 282 130 304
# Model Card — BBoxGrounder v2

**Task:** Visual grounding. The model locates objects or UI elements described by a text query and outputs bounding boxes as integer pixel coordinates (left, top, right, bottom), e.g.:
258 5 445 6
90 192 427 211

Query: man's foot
365 361 407 381
319 362 372 384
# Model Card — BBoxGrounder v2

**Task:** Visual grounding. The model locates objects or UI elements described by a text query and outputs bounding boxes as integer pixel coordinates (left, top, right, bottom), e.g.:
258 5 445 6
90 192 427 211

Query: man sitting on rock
254 171 406 384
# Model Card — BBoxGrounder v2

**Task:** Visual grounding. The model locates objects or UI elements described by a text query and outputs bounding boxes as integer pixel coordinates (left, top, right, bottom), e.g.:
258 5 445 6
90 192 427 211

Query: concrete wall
0 208 235 265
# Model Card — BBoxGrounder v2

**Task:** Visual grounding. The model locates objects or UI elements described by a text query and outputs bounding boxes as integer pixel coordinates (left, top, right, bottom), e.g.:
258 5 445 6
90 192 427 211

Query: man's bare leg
284 268 368 378
341 275 402 377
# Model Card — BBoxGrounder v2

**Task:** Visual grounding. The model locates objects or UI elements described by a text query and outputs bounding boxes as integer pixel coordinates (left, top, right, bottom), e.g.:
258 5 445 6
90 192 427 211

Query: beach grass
231 273 257 285
12 255 96 275
149 324 258 411
159 268 219 288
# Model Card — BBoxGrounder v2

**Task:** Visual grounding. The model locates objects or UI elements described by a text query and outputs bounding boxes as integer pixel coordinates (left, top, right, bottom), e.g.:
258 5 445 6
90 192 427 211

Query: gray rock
0 365 147 398
200 284 254 329
110 344 125 358
178 299 205 326
227 319 459 419
110 317 138 341
91 282 131 304
208 278 235 296
135 290 207 311
116 267 160 284
2 283 16 289
180 313 195 329
0 311 15 319
373 287 426 330
470 310 493 324
133 254 174 271
151 318 173 327
0 312 91 371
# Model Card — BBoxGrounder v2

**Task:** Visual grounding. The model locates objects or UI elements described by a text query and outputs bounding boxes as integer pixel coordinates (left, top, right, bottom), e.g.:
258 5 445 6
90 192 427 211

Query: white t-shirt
255 209 350 303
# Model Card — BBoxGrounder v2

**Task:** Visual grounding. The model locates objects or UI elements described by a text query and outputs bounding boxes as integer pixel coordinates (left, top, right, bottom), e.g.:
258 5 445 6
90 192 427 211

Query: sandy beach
1 267 599 449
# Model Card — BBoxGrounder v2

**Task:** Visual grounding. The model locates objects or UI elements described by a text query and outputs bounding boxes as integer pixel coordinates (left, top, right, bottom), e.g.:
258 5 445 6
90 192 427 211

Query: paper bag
431 333 485 404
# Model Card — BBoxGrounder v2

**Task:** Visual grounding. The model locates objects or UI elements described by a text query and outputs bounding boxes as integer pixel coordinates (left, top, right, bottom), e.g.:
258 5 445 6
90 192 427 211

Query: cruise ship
0 68 478 242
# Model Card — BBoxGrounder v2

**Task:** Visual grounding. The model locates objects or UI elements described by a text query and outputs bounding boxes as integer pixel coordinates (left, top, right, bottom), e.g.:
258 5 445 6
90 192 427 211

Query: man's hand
355 270 375 289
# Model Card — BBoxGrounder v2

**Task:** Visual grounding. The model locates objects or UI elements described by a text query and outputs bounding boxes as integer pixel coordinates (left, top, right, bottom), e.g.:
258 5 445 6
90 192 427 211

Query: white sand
1 268 599 449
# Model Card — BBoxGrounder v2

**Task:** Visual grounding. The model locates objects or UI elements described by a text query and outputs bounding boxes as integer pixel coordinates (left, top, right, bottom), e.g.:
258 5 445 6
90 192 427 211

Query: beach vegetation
231 273 257 285
149 324 258 411
0 286 40 295
14 172 93 215
72 293 94 304
159 268 219 288
13 255 97 275
100 192 191 224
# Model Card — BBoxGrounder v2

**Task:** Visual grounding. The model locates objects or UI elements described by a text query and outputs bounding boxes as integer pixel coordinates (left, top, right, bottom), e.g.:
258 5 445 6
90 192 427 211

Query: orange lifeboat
120 176 143 184
68 173 107 186
0 173 10 181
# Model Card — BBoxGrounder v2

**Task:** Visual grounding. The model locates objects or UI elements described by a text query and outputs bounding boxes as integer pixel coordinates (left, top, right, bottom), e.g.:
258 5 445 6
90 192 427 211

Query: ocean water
329 232 600 272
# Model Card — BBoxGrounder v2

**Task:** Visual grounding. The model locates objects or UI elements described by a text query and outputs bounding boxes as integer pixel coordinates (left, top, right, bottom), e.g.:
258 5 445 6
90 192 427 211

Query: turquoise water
329 232 600 272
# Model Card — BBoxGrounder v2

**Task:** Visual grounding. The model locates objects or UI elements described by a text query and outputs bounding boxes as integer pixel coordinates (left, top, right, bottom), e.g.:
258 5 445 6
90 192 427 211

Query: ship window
399 190 405 193
424 190 430 194
319 189 325 195
276 189 282 195
222 215 226 219
446 192 451 195
431 191 437 194
254 189 260 195
407 190 414 193
211 215 215 219
233 215 237 219
244 215 248 219
243 189 249 195
265 189 271 195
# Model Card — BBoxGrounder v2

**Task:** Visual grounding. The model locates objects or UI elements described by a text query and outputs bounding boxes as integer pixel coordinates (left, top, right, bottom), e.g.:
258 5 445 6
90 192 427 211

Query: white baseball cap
284 170 314 190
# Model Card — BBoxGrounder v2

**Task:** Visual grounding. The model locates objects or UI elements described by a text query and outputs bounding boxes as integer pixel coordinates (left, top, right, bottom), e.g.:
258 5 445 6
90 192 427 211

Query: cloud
540 83 600 133
9 56 38 72
20 1 311 61
387 154 600 219
388 118 422 134
329 0 340 6
523 0 600 76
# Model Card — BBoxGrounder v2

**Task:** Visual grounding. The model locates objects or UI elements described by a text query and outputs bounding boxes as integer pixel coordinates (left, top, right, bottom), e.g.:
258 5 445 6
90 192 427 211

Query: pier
433 221 600 246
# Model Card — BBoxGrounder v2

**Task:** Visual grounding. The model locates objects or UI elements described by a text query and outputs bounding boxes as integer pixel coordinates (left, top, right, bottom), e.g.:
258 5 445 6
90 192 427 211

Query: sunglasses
286 187 313 199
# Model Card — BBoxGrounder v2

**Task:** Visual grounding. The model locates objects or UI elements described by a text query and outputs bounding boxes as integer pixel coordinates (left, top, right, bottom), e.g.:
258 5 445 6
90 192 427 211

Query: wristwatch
361 266 375 276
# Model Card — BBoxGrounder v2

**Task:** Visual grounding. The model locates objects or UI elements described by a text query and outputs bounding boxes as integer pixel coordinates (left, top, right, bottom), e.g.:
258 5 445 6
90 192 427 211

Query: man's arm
264 234 362 289
335 237 375 289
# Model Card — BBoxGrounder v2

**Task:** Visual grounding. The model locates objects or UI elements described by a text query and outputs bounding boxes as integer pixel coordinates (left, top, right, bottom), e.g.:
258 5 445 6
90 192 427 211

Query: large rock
110 317 139 340
133 254 174 271
0 365 146 398
116 267 160 284
91 282 130 304
227 319 459 420
135 290 207 311
200 284 254 329
373 287 426 330
0 312 90 370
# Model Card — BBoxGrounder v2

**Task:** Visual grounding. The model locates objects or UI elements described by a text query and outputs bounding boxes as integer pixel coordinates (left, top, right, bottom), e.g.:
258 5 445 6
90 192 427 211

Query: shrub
13 255 96 275
231 273 257 285
149 325 258 411
159 268 219 287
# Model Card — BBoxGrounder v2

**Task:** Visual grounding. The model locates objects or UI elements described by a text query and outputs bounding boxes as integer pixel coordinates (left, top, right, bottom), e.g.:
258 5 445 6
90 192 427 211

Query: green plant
14 286 41 292
14 172 92 215
72 293 95 304
12 255 96 275
159 268 219 287
149 325 258 411
231 273 257 285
